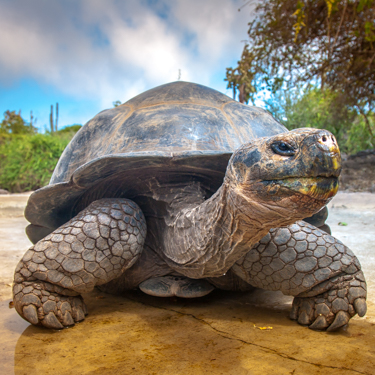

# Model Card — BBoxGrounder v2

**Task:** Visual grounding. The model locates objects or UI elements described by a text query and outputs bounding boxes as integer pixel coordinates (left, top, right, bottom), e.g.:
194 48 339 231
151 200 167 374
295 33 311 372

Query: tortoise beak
274 176 339 200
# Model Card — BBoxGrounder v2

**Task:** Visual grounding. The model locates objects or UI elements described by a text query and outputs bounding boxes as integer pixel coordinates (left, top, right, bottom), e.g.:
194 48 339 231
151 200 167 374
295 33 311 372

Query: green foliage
265 88 374 154
0 130 79 193
57 124 82 134
226 0 375 110
0 134 68 192
226 0 375 152
345 114 375 153
0 110 37 135
113 100 122 107
0 108 83 192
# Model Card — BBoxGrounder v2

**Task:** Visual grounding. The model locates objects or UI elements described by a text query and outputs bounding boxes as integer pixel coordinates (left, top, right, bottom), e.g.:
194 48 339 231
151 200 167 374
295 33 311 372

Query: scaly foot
290 271 367 331
13 281 87 329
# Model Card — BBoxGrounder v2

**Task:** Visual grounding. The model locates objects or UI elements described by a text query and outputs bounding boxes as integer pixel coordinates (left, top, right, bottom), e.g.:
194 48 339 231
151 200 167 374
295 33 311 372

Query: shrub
265 88 374 154
0 133 71 192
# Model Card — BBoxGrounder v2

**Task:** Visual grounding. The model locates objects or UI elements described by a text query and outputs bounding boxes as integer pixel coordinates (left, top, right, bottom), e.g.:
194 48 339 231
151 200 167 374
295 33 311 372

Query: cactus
50 105 54 133
55 103 59 132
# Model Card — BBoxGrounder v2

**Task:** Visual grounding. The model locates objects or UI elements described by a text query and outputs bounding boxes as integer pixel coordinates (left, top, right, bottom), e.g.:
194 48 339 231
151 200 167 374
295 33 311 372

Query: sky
0 0 255 132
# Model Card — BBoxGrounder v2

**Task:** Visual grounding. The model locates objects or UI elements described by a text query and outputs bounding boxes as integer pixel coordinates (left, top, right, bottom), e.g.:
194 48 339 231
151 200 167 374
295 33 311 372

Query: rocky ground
0 190 374 374
339 149 375 192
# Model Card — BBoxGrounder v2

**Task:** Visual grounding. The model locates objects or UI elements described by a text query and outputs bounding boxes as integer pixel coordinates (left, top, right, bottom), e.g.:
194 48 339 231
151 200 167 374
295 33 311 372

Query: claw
42 312 64 330
71 298 86 322
354 298 367 317
23 305 39 325
290 302 298 320
82 303 88 316
298 311 311 325
72 307 85 322
327 311 350 332
309 315 328 330
62 311 75 326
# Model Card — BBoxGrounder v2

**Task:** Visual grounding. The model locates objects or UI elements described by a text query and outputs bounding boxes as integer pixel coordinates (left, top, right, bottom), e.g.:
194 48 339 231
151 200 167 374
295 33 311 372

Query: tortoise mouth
264 176 339 200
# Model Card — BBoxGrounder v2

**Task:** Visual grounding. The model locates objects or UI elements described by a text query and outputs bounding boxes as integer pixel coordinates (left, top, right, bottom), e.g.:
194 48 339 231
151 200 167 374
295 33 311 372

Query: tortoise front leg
13 198 146 329
232 221 367 331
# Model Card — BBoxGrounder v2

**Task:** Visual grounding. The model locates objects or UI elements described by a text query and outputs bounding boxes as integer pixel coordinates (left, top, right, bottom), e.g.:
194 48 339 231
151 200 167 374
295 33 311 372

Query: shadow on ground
2 288 375 375
0 192 374 375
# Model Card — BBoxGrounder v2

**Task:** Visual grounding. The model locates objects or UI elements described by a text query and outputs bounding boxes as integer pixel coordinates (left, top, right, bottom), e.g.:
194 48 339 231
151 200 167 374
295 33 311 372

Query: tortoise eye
271 141 296 156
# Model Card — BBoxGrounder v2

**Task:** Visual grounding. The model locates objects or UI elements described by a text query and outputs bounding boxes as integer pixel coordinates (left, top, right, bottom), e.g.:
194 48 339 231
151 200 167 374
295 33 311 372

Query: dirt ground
0 191 374 375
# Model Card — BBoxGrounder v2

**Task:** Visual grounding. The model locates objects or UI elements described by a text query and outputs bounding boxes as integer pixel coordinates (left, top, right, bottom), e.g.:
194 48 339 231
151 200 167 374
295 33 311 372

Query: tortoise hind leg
139 276 214 298
13 198 146 329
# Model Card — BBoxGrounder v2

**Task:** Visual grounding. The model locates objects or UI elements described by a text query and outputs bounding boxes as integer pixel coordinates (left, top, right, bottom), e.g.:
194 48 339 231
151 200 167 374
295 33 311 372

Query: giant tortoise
13 81 367 331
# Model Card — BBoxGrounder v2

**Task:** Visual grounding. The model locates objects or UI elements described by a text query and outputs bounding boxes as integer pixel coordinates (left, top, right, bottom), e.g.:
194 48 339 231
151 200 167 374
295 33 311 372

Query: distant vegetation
0 111 81 192
264 87 374 155
1 69 374 193
226 0 375 153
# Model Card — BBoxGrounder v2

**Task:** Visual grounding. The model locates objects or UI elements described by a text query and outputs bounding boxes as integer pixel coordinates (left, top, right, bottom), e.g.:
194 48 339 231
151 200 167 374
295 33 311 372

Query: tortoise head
225 128 341 221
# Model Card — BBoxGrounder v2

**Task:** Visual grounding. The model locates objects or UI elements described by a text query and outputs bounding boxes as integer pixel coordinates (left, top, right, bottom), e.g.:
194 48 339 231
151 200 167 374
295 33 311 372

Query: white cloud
0 0 253 109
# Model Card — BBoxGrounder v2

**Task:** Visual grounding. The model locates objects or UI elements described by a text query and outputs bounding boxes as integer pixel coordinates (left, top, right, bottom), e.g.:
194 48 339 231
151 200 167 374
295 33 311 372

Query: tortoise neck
161 182 271 278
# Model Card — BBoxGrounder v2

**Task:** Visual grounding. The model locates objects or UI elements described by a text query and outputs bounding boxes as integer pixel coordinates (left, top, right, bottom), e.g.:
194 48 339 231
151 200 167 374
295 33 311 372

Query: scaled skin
12 128 367 331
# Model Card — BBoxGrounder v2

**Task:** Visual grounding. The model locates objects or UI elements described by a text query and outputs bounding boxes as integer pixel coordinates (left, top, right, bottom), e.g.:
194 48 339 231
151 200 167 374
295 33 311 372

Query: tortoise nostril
316 132 339 154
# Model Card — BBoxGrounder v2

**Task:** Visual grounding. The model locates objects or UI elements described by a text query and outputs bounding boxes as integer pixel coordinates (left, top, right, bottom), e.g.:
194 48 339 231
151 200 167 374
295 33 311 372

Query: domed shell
25 81 287 243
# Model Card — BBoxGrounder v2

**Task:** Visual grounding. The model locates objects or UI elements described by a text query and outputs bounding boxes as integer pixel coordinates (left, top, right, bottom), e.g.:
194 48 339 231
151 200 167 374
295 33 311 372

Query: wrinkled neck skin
161 179 323 279
157 128 338 278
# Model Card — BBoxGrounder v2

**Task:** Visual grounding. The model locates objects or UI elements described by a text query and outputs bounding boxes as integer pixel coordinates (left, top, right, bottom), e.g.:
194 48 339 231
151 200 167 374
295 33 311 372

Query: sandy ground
0 192 374 374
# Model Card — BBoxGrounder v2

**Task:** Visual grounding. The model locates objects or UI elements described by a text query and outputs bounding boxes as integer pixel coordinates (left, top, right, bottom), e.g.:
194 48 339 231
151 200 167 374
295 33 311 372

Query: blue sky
0 0 255 132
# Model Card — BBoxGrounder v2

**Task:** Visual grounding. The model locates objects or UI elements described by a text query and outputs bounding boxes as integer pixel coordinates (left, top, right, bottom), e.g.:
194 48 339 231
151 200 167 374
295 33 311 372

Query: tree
264 87 374 153
0 110 37 135
226 0 375 138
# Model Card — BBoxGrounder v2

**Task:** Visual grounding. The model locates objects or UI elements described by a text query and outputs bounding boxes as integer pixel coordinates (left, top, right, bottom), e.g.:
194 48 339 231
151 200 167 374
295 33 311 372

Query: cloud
0 0 252 108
